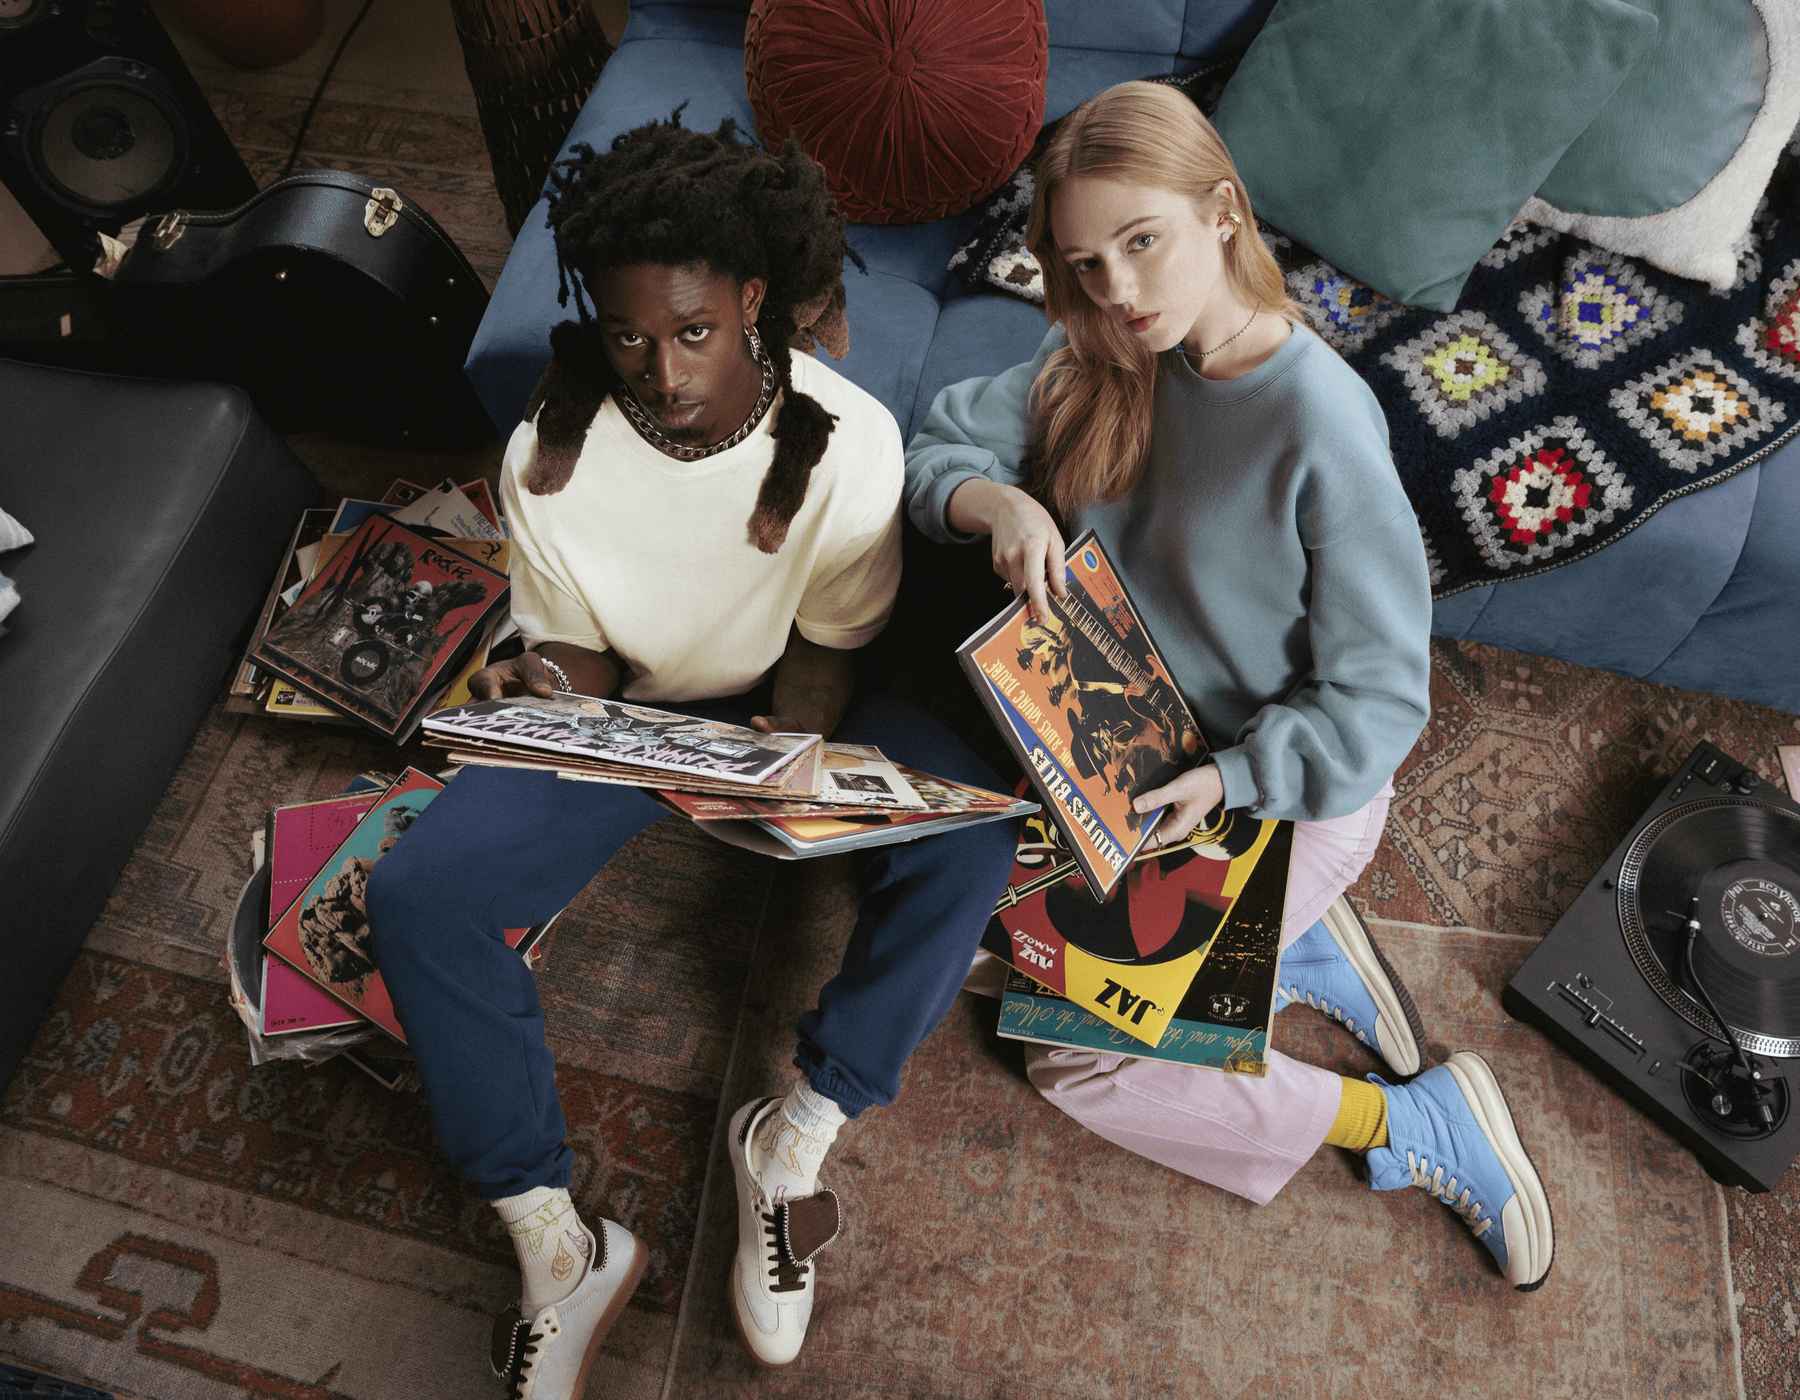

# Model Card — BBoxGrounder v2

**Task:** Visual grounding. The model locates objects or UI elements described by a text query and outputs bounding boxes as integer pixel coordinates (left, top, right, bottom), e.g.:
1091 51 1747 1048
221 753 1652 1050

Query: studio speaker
0 0 255 270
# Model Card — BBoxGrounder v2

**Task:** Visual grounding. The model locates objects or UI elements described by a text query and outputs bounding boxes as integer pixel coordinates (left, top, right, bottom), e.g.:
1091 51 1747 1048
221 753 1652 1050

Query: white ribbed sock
493 1185 593 1313
750 1081 846 1203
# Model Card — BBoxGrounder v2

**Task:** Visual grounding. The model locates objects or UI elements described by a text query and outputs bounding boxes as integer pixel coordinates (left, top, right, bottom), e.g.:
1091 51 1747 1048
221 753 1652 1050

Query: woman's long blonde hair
1025 81 1304 517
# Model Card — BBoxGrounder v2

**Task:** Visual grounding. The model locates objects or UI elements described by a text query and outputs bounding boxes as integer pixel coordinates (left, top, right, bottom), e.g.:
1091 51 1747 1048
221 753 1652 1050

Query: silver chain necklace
1181 307 1259 368
615 325 776 461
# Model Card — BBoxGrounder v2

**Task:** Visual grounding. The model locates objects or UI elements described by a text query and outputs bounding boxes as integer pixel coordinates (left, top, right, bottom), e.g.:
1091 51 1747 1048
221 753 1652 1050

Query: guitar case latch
149 211 187 251
364 188 403 237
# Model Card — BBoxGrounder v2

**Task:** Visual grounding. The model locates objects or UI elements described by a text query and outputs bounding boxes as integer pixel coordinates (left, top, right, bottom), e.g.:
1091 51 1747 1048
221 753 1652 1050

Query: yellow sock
1324 1075 1389 1152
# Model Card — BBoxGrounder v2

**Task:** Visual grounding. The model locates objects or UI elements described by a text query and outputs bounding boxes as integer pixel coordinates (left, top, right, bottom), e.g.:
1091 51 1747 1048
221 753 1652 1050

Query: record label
1721 878 1800 959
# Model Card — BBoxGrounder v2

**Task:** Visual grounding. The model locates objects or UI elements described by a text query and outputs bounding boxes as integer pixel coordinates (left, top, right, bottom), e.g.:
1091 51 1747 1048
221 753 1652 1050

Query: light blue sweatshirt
904 321 1432 822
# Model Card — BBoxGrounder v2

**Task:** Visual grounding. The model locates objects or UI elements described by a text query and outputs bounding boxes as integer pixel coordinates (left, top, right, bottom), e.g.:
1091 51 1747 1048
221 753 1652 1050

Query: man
365 115 1019 1398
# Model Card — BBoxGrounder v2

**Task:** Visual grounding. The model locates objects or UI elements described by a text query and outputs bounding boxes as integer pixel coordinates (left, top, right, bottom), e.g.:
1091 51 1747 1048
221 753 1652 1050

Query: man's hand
467 651 561 701
1133 762 1225 848
467 643 619 701
757 628 854 741
750 713 819 737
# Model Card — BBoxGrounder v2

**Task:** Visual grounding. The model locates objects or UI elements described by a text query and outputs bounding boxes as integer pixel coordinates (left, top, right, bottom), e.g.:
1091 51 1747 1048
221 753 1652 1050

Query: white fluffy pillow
1522 0 1800 289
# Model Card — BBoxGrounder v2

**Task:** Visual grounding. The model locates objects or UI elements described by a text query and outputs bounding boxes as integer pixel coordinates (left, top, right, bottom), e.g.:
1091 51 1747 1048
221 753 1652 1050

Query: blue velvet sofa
464 0 1800 717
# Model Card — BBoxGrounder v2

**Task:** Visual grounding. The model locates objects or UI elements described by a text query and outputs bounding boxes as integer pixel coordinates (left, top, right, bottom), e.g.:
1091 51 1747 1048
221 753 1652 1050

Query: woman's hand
467 651 561 701
1133 762 1225 848
951 478 1069 620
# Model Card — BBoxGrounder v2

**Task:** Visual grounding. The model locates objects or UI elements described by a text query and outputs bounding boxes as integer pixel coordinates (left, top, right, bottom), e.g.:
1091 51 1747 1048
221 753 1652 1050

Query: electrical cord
276 0 379 182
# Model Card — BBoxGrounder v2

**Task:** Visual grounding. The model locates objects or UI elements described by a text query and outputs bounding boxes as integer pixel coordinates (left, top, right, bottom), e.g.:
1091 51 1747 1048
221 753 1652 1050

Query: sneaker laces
1405 1151 1493 1238
1288 985 1371 1046
509 1323 545 1400
762 1207 809 1293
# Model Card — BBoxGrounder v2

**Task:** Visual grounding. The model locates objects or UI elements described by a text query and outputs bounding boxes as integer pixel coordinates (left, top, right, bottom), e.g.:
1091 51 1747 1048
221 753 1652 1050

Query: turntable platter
1619 797 1800 1057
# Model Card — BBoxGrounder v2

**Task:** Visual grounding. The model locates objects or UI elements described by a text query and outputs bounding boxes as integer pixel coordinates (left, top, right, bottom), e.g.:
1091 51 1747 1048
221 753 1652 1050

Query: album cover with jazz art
992 809 1292 1059
958 529 1204 901
252 514 509 737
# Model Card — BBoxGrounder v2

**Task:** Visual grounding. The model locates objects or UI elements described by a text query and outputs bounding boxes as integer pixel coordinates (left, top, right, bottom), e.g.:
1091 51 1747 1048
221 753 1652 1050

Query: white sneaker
489 1217 648 1399
728 1097 842 1367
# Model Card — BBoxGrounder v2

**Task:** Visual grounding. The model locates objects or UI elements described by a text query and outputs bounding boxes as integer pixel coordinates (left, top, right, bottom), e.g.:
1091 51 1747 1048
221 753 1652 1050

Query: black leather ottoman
0 360 321 1090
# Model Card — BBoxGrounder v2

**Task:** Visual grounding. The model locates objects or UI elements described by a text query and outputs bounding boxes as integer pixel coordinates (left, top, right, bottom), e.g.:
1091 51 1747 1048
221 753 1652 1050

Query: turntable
1504 740 1800 1191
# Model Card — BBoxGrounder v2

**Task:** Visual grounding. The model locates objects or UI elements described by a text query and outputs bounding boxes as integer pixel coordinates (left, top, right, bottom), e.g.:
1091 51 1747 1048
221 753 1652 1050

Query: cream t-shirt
498 349 903 703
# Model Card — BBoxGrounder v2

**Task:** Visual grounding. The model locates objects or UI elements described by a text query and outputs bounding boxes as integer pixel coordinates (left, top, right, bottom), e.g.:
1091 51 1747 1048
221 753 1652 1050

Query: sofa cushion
1649 429 1800 710
834 268 948 428
1179 0 1279 58
908 292 1053 432
1432 426 1800 715
1212 0 1659 310
1044 43 1179 120
845 215 979 296
745 0 1048 225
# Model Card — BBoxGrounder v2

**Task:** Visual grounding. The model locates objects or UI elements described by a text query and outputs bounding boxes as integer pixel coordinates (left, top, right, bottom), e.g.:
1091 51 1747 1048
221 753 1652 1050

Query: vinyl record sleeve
671 765 1036 858
260 774 549 1041
423 693 819 787
252 515 509 737
989 808 1292 1053
226 506 336 709
958 530 1204 901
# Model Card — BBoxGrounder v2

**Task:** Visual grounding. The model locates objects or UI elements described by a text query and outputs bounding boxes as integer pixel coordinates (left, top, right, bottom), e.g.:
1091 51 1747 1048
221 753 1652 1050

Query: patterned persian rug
3 27 1798 1400
949 71 1800 600
6 647 1799 1399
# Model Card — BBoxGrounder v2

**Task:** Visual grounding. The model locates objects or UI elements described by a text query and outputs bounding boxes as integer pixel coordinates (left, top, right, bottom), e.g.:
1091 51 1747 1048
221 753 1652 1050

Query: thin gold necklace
1181 307 1259 370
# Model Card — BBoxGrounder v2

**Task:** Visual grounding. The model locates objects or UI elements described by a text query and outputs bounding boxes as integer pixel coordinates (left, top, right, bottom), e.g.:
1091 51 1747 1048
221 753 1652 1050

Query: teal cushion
1212 0 1659 311
1537 0 1765 216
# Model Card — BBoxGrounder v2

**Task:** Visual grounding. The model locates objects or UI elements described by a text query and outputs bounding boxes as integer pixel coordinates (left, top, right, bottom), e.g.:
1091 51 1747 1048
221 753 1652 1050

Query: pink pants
968 783 1393 1206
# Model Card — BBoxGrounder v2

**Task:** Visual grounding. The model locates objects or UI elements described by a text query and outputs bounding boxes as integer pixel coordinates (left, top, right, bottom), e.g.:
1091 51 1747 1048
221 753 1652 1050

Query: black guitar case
113 170 496 447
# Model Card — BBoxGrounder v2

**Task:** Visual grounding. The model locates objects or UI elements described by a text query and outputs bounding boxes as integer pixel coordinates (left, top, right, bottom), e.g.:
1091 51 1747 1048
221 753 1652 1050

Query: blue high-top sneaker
1273 896 1425 1076
1368 1052 1556 1291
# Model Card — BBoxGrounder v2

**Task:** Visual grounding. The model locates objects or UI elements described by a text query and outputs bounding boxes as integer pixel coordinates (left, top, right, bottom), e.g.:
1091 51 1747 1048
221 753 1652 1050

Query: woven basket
450 0 615 236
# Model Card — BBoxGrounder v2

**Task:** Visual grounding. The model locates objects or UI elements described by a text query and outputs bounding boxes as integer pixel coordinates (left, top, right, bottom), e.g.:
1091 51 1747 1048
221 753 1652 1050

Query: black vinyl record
1624 799 1800 1047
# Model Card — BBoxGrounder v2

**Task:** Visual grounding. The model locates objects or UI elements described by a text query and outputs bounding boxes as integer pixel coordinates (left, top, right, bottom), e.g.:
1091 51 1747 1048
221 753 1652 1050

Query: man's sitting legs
728 691 1021 1364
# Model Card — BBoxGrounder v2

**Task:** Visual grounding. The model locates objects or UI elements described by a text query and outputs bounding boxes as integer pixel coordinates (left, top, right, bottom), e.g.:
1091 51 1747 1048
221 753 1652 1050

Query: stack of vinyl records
228 477 514 741
227 769 559 1089
421 696 1037 859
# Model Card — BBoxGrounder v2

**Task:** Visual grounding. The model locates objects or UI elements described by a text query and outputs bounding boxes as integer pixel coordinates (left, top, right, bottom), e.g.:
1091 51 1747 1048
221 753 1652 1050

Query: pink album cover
268 793 382 926
262 793 381 1036
261 957 363 1036
261 774 550 1042
263 770 447 1041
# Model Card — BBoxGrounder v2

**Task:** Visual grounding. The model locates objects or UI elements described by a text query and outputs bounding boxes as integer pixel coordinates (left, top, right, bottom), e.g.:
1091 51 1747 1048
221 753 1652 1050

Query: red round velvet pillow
745 0 1048 225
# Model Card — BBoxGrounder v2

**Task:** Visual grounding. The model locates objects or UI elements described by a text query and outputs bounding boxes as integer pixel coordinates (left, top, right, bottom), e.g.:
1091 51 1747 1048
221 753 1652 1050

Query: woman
904 81 1553 1291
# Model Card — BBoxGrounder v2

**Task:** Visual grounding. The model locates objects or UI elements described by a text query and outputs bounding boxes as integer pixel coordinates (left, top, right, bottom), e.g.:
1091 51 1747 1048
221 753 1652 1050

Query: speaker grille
15 58 187 214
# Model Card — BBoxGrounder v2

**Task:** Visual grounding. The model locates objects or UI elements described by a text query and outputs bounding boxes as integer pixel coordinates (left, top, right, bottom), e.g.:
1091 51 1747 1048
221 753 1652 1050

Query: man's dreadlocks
524 110 865 555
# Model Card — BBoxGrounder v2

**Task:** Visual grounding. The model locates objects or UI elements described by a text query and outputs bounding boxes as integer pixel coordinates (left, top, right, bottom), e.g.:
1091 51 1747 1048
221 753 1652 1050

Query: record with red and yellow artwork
991 808 1292 1061
958 530 1204 902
